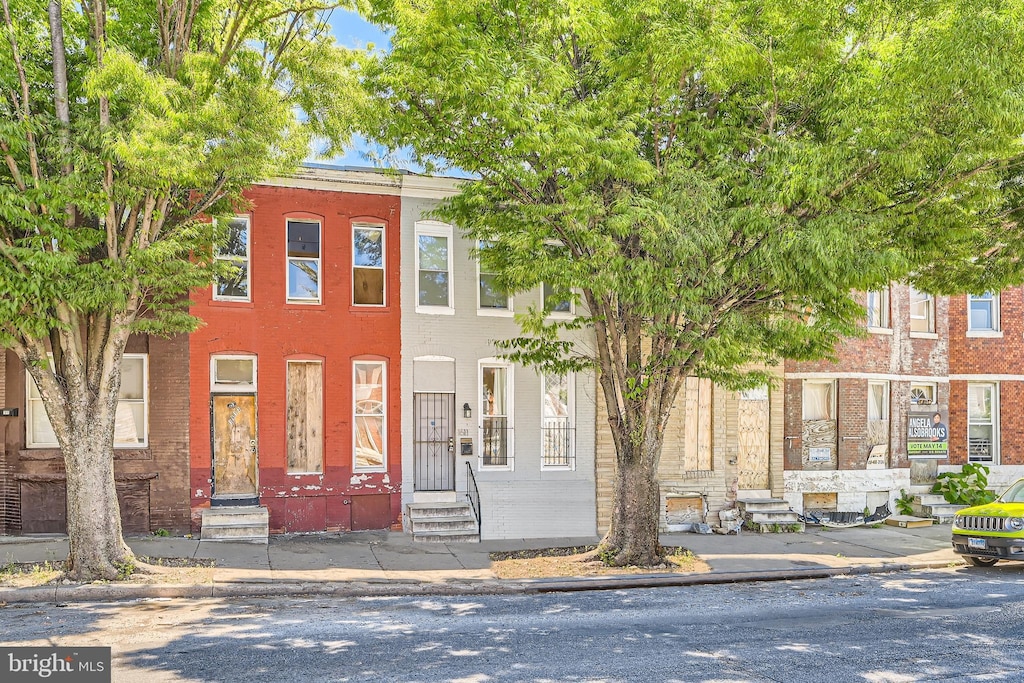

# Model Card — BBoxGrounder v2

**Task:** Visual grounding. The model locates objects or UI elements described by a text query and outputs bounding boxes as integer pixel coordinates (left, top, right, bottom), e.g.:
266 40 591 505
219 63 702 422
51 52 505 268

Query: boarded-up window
287 361 323 473
354 361 386 470
684 377 713 471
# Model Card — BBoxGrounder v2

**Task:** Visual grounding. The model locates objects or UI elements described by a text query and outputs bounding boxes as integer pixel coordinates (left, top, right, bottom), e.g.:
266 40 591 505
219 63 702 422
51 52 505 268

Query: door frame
209 392 260 506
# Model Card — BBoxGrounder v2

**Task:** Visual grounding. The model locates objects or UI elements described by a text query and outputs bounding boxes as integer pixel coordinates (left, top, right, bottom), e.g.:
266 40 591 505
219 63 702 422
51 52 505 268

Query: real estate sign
907 405 949 459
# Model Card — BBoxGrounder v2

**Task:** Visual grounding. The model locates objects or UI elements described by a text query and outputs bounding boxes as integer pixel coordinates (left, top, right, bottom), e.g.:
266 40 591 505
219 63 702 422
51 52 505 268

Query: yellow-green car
952 478 1024 567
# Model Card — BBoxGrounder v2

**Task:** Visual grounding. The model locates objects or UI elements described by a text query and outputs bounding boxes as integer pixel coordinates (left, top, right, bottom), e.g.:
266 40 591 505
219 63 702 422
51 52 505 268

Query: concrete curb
0 559 966 604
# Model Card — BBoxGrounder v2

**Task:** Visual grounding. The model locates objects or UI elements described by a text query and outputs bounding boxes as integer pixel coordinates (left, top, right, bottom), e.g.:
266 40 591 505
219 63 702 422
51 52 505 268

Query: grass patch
489 545 710 579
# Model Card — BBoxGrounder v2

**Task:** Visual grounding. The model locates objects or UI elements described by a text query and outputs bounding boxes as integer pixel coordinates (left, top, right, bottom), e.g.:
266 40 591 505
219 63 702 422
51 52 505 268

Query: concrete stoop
737 498 804 533
200 506 269 543
408 502 480 543
912 493 967 524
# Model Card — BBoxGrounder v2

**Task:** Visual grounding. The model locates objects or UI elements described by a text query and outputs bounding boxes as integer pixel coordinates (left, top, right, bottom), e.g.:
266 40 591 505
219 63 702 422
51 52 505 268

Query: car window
999 481 1024 503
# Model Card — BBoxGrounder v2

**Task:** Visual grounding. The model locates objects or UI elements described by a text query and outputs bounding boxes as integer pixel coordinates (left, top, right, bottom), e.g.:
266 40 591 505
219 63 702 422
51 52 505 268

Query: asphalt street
3 565 1024 682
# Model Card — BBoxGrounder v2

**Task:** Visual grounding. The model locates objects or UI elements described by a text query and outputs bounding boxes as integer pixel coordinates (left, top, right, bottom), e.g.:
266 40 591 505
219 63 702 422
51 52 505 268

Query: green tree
0 0 362 580
361 0 1024 565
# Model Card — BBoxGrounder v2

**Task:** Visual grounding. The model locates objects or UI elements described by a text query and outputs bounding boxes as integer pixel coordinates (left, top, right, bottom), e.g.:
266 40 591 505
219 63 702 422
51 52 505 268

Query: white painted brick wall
783 469 911 513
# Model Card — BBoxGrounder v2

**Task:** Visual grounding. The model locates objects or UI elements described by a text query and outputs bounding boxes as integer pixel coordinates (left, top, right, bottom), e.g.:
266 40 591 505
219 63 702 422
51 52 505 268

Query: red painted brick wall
189 183 403 533
948 287 1024 466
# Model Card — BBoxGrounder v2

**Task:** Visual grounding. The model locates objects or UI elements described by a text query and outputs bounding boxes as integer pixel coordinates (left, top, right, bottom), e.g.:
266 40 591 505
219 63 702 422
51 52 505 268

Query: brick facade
0 334 191 535
188 174 404 533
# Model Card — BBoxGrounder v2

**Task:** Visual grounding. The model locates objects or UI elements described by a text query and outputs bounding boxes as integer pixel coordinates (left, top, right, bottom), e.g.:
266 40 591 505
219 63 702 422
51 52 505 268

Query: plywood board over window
287 361 323 473
683 378 713 471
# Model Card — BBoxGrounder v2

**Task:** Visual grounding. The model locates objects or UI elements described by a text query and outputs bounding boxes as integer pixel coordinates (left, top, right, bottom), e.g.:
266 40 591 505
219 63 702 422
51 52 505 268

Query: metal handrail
465 461 481 535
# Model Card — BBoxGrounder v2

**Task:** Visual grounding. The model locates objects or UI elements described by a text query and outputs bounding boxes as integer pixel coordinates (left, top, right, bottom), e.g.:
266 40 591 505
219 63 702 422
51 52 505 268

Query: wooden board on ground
886 515 933 528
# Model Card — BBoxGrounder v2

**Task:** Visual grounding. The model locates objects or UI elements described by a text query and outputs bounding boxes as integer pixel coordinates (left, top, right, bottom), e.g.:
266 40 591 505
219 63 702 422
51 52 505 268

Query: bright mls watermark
0 647 110 682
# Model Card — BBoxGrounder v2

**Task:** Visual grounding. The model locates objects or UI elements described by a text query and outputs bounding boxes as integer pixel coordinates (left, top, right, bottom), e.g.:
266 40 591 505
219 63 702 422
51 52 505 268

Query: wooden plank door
737 390 771 490
211 394 259 500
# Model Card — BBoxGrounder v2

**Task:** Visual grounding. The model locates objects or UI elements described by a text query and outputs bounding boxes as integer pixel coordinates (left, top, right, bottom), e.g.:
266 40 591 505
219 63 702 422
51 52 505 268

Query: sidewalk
0 523 962 603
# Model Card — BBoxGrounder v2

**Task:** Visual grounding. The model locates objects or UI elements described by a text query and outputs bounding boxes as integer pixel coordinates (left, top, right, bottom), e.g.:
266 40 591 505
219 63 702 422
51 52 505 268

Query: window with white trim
214 216 250 301
968 383 998 463
866 289 889 328
286 219 321 302
478 240 511 313
211 355 256 393
968 292 999 332
415 222 453 312
354 361 387 471
909 383 935 406
353 224 385 306
802 380 835 420
480 362 512 467
541 372 574 468
910 287 934 333
27 355 148 448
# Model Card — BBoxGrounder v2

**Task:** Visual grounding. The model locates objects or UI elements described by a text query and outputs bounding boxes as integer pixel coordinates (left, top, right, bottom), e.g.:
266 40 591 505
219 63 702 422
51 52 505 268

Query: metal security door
414 393 456 491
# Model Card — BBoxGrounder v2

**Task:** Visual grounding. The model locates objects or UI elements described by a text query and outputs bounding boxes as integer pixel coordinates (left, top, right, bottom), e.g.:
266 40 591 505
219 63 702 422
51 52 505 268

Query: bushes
933 463 997 507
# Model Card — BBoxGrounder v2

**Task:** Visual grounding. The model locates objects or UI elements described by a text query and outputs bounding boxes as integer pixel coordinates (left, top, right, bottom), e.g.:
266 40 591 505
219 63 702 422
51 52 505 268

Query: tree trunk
598 439 663 566
62 408 133 581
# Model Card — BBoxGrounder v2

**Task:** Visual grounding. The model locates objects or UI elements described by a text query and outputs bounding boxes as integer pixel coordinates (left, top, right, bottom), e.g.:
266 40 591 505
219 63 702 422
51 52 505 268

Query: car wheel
967 556 999 567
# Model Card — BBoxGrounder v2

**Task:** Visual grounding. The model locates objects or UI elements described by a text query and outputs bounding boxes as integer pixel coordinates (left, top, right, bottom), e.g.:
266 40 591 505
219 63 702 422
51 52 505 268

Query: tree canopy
361 0 1024 563
0 0 363 579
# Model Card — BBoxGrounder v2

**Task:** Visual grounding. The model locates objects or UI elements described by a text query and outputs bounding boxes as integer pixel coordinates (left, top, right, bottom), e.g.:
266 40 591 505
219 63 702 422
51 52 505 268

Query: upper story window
415 222 453 313
286 219 321 303
541 372 574 469
909 287 934 333
214 216 250 301
968 292 999 332
478 240 511 314
353 225 385 306
802 380 835 421
542 283 573 316
866 289 889 328
27 355 148 448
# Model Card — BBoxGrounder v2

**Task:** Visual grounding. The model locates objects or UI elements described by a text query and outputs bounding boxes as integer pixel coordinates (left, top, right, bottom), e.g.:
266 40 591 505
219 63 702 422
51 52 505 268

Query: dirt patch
0 557 215 588
489 546 711 580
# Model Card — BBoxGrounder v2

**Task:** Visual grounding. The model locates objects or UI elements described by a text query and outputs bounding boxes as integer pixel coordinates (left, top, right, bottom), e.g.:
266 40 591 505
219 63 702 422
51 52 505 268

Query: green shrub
933 463 997 507
896 489 915 515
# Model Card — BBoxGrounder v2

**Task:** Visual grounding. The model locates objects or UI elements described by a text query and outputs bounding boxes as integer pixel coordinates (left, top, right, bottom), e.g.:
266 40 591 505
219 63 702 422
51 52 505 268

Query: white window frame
967 382 999 464
909 383 936 406
867 380 889 421
213 215 251 302
286 219 322 304
909 287 935 335
477 240 512 316
866 288 890 330
802 380 835 421
479 359 514 470
210 355 257 393
26 354 149 448
541 283 575 318
967 292 1000 335
541 372 575 470
352 223 386 307
353 360 388 472
414 221 455 315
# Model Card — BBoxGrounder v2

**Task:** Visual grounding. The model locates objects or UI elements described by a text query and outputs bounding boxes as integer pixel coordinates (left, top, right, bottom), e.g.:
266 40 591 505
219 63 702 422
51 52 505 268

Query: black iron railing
465 461 481 534
481 417 510 466
542 421 575 468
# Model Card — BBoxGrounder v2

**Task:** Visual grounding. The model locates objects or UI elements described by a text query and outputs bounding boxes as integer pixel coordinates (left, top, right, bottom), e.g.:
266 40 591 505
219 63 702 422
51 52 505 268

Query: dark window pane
354 228 383 267
287 221 320 257
544 282 571 313
354 267 384 305
418 271 449 306
218 218 249 258
216 261 248 299
479 273 507 309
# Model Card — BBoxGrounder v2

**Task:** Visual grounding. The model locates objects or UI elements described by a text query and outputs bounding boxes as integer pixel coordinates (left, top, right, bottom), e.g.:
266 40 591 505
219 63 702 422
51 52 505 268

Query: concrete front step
914 493 948 506
748 511 802 524
407 502 476 518
201 506 269 543
412 528 480 543
912 501 967 523
737 498 791 513
410 515 478 533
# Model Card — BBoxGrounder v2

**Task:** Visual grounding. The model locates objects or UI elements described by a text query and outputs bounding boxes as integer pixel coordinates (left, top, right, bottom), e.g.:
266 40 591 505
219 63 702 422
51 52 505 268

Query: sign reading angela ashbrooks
0 647 110 682
907 405 949 459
